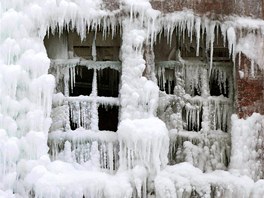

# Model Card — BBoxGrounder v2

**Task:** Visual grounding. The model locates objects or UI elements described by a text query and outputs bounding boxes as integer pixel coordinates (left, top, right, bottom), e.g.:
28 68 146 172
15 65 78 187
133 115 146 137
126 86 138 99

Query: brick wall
150 0 263 19
236 54 264 118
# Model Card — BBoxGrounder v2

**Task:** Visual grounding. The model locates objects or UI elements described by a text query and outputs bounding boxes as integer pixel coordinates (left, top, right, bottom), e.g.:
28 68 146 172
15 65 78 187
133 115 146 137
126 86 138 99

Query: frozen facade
0 0 264 197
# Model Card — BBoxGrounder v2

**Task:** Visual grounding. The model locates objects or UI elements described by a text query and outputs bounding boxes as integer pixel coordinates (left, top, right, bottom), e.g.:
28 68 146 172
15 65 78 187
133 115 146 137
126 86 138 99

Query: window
45 29 121 132
154 29 233 133
68 65 120 131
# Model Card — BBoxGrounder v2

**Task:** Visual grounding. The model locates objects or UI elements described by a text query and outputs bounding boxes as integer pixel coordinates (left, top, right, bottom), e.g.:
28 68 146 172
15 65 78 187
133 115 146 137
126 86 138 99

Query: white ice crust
0 0 264 197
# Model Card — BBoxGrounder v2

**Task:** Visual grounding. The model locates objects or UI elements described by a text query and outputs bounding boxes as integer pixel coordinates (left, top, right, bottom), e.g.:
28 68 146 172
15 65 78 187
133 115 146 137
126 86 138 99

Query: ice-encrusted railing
48 129 119 173
156 60 233 170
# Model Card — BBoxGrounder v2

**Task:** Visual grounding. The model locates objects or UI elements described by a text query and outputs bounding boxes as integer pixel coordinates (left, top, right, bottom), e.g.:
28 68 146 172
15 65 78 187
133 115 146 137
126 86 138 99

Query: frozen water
0 0 264 197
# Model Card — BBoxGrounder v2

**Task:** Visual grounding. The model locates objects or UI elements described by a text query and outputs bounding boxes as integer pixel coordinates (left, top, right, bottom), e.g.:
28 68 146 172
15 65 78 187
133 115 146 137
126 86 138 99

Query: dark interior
70 66 93 96
164 79 175 94
97 68 120 97
209 76 229 97
98 105 119 131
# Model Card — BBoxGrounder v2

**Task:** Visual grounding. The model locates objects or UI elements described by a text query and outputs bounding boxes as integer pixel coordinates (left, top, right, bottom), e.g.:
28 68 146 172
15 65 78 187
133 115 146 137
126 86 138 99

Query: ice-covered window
209 63 232 98
71 66 93 96
45 29 121 132
155 29 234 133
68 65 120 131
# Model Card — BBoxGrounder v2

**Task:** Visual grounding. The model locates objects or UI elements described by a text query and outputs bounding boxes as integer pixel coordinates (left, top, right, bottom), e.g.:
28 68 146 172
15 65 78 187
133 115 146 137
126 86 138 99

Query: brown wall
103 0 264 19
236 54 264 118
150 0 263 19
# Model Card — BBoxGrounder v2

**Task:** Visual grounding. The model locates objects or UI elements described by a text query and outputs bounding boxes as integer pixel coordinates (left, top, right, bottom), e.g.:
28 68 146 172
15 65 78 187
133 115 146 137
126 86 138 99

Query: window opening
46 28 121 132
70 66 93 96
209 64 232 98
209 77 229 97
98 105 119 131
97 68 120 97
156 67 176 94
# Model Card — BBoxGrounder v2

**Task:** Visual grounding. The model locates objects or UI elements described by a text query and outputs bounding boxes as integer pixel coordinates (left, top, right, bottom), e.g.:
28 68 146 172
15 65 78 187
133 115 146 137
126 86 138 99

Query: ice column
118 19 169 179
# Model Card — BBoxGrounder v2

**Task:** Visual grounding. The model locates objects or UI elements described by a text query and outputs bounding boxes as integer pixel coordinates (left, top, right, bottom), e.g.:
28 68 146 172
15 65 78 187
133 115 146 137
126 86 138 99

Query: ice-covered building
0 0 264 197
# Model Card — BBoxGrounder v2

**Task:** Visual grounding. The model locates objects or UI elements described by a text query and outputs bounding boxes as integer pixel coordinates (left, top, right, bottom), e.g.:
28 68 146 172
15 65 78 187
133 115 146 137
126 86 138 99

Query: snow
155 162 264 198
0 0 264 197
23 161 133 198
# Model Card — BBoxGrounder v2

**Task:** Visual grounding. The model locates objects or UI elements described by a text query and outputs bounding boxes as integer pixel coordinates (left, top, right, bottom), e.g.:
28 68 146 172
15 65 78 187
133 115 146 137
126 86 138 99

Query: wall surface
151 0 263 19
236 54 264 118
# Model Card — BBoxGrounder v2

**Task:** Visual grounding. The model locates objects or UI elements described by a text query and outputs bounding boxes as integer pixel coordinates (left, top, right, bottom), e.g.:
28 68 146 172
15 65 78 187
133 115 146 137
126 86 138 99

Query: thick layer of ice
1 0 264 197
155 162 263 198
236 33 264 73
169 129 230 171
118 117 169 174
24 160 133 198
119 19 160 120
229 113 264 181
48 129 119 173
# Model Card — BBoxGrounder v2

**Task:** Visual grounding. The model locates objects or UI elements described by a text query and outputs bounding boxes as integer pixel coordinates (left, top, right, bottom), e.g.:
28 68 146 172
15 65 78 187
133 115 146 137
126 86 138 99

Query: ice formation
0 0 264 197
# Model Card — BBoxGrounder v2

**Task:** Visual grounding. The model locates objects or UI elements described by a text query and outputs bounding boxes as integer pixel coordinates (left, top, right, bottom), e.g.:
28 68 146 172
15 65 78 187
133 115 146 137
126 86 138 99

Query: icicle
69 66 76 94
162 67 165 91
216 24 219 45
227 27 236 63
186 15 194 43
221 23 227 47
195 17 201 56
130 5 133 22
208 22 216 77
108 143 114 173
150 18 155 48
91 69 98 131
92 33 97 61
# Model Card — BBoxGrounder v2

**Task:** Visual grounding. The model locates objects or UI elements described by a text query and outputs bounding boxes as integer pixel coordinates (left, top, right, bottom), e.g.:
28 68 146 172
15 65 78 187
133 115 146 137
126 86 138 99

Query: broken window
45 28 121 132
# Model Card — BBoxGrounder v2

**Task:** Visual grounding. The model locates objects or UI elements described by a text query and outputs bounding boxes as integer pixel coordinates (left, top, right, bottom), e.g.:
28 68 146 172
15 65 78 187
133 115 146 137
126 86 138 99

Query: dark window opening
193 87 201 96
209 77 229 97
97 68 120 97
182 106 203 132
70 115 77 130
164 79 175 94
70 67 93 96
98 105 119 131
157 68 175 94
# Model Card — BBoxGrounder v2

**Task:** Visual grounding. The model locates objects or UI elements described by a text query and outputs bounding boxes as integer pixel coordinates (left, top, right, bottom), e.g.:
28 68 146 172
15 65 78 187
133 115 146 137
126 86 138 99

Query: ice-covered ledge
51 59 121 71
66 96 120 106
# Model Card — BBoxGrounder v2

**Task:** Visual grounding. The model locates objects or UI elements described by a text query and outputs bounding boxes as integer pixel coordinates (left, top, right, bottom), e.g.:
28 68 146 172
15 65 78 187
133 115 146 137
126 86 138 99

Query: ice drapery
0 0 264 197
